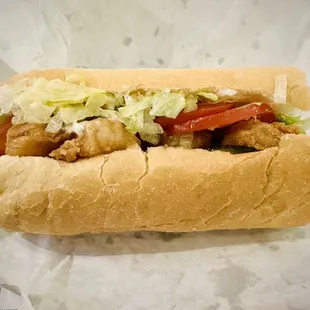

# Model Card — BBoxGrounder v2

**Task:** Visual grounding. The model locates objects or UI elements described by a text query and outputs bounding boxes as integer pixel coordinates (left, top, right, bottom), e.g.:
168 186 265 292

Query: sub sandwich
0 67 309 235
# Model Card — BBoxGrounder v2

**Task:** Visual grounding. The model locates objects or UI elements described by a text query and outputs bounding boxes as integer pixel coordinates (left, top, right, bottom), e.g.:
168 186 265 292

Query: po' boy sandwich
0 67 309 235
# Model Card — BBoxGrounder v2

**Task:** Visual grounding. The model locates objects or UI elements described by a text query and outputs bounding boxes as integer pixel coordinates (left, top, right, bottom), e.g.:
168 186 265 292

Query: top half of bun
2 66 310 110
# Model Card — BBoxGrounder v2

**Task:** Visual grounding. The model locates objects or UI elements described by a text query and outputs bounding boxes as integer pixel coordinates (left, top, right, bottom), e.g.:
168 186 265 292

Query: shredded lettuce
58 105 94 124
119 96 153 118
18 100 56 124
139 122 163 145
139 112 163 145
1 77 123 125
85 93 122 112
274 104 310 134
118 96 152 134
118 96 165 143
122 110 145 133
46 113 63 133
95 109 123 122
198 92 218 102
31 78 97 103
149 93 186 118
277 113 301 125
85 93 108 112
183 94 198 113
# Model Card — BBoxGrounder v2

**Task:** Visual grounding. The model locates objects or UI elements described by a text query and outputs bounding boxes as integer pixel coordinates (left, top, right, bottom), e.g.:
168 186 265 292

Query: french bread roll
0 67 310 235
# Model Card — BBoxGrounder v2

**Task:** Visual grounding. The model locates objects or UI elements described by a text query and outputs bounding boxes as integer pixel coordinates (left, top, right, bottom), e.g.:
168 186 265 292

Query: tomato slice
0 116 12 155
167 103 276 134
155 102 235 127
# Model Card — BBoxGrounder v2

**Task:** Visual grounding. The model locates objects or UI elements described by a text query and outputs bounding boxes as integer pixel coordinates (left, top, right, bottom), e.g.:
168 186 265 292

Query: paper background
1 0 310 309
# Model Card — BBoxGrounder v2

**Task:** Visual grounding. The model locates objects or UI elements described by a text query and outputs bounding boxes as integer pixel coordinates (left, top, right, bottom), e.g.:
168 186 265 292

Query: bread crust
0 67 310 234
0 134 309 235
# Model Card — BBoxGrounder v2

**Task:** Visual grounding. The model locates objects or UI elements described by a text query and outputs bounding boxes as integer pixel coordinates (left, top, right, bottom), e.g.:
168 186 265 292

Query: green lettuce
274 104 310 134
183 94 198 113
149 92 186 118
1 77 124 126
118 95 168 143
58 104 94 124
119 96 153 118
85 93 122 112
139 112 163 145
277 113 301 125
197 92 218 102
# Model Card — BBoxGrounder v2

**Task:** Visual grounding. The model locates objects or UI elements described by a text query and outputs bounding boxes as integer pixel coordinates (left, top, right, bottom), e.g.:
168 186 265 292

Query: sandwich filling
0 75 309 162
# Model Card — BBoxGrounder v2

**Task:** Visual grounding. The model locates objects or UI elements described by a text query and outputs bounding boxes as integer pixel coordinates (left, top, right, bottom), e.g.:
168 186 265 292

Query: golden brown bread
0 135 309 235
0 67 310 235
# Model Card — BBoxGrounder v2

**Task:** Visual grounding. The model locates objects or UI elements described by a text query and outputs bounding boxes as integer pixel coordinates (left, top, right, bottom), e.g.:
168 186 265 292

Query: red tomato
155 102 235 127
167 103 276 134
0 116 12 155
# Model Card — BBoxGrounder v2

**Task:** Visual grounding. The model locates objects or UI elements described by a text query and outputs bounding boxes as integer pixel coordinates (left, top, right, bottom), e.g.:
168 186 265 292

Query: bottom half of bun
0 134 309 235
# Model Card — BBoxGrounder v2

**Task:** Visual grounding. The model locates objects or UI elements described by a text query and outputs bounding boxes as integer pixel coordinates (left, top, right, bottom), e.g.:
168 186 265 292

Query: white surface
0 0 310 309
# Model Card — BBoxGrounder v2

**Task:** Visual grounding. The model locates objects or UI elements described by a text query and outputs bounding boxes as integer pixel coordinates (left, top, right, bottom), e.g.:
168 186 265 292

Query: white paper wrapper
1 0 310 309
